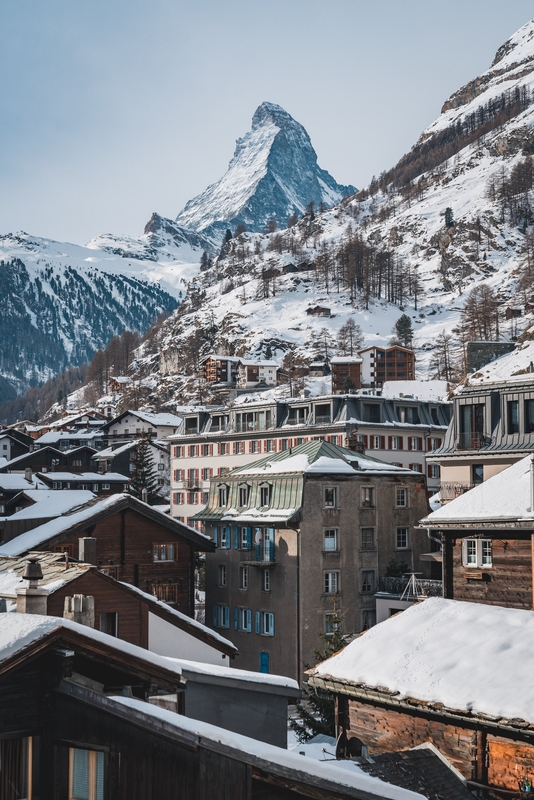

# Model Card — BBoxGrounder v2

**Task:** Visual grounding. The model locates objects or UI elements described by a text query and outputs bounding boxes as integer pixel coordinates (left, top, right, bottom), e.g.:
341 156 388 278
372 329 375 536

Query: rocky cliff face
174 102 356 239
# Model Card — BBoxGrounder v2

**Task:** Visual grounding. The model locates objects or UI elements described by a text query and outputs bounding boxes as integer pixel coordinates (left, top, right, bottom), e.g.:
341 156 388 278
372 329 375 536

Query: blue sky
1 1 534 244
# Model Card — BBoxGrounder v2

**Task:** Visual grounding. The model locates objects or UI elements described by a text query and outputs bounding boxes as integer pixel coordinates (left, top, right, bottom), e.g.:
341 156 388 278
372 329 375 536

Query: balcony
377 576 442 597
181 479 203 489
455 432 491 450
315 415 331 425
242 542 276 565
440 481 474 502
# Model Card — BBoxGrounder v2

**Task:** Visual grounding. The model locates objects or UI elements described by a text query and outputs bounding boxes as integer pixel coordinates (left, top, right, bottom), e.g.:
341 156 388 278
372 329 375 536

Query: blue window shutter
260 652 269 673
213 526 219 547
246 609 252 632
255 611 260 634
213 605 218 627
234 526 239 550
225 527 231 549
234 608 239 630
269 613 274 636
246 527 252 549
224 606 230 628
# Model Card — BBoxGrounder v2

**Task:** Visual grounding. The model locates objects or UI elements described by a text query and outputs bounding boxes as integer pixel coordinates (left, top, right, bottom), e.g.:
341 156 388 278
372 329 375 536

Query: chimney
63 594 95 628
24 467 32 482
16 558 48 615
78 537 97 565
141 488 148 504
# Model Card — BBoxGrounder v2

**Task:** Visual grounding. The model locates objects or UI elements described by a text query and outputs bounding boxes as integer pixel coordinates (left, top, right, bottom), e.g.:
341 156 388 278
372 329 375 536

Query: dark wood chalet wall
446 534 533 610
46 571 148 648
52 508 193 614
340 697 534 792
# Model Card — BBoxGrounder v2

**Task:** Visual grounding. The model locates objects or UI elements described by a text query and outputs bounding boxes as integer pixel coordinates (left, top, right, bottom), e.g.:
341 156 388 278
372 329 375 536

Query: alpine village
6 11 534 800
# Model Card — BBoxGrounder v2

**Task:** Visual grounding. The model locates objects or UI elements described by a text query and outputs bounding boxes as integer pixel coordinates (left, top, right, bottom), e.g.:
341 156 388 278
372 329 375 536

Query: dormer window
260 484 271 507
218 485 228 507
238 484 250 507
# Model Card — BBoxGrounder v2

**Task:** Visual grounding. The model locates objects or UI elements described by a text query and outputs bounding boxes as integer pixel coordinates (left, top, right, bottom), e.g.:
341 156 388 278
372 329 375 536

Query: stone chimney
16 557 48 615
79 537 97 564
141 488 148 504
63 594 95 628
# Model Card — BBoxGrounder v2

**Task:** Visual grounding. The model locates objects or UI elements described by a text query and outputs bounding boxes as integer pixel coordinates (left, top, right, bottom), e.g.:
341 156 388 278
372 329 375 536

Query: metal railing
255 542 275 563
455 432 491 450
440 482 474 502
377 576 442 597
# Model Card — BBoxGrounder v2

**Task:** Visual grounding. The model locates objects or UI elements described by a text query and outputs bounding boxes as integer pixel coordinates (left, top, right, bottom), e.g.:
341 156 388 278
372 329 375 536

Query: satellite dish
254 530 262 544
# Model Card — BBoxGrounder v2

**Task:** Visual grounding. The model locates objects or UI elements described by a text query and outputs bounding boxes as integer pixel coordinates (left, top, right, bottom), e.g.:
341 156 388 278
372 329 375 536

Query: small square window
464 539 492 567
323 487 338 508
323 529 338 551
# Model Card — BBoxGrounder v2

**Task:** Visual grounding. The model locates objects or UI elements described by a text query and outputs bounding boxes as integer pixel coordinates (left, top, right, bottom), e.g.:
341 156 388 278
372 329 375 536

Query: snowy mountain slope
124 17 534 411
174 102 356 239
0 231 180 392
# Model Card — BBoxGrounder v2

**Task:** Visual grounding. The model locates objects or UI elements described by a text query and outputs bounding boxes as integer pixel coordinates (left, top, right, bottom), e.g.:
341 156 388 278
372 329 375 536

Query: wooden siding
47 570 149 648
447 534 533 609
45 508 194 615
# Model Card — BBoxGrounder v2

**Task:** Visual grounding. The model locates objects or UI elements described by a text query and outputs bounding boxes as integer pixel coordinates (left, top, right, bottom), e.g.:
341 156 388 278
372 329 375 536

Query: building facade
194 440 431 681
359 346 416 388
169 392 450 528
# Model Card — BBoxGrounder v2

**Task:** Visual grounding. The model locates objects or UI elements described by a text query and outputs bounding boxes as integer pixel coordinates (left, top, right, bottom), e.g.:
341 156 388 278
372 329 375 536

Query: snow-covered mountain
174 102 356 239
124 17 534 411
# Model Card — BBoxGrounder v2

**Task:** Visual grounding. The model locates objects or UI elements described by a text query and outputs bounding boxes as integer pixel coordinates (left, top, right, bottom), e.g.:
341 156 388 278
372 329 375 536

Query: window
240 566 249 590
371 435 382 450
472 464 483 486
153 584 179 603
361 571 375 593
238 485 249 507
260 485 271 506
174 446 183 458
324 571 340 594
0 736 33 799
202 491 209 504
218 565 227 586
153 543 176 562
262 568 271 592
250 440 259 454
220 526 229 548
323 486 338 508
409 463 422 473
190 445 198 457
213 604 230 628
92 483 99 492
363 403 381 423
69 747 104 800
463 539 492 567
323 529 338 551
234 441 244 454
391 436 400 450
258 611 275 636
361 528 374 550
102 483 110 491
409 437 421 451
220 442 228 456
525 399 534 433
240 527 251 549
202 467 210 481
218 485 228 507
428 464 440 479
360 486 375 508
235 608 252 632
315 403 331 424
429 437 441 450
507 400 519 434
396 527 409 549
100 612 118 637
202 444 210 456
396 487 408 507
362 609 376 630
280 438 289 451
325 612 340 636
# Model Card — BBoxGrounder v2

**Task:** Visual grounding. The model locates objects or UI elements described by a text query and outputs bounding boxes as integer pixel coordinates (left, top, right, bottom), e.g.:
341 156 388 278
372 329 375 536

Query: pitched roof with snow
0 493 213 557
309 598 534 726
420 454 534 526
4 490 95 520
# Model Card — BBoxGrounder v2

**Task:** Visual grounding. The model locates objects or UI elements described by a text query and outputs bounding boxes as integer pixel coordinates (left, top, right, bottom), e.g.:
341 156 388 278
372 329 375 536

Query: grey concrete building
194 440 432 682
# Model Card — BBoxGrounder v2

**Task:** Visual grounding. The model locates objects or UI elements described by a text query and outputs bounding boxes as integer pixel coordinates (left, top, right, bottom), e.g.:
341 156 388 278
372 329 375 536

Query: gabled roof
3 490 95 520
309 598 534 729
420 454 534 527
37 472 128 483
0 445 97 471
0 613 184 692
100 409 182 431
0 493 213 557
0 475 43 492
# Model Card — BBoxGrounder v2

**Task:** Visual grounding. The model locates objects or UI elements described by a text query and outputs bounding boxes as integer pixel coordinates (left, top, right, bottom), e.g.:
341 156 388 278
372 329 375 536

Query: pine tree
130 434 159 503
289 602 351 743
445 207 455 228
336 317 364 356
394 314 414 348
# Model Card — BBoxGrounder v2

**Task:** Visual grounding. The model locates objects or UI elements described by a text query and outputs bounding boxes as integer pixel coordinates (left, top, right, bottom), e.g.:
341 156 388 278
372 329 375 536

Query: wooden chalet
0 428 33 461
0 612 425 800
200 354 239 386
420 454 534 609
330 357 363 393
0 493 214 615
37 471 130 495
305 305 331 317
0 445 97 475
308 598 534 796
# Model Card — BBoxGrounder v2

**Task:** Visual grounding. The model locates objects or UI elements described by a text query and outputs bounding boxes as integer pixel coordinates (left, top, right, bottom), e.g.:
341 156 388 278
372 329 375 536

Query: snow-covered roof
0 613 184 682
119 581 237 654
237 359 279 367
165 657 299 691
111 696 424 800
330 356 363 365
38 472 128 483
0 475 41 491
0 552 90 600
467 340 534 385
381 381 448 402
127 410 183 427
3 490 95 520
420 455 534 525
310 597 534 726
35 431 102 444
0 493 211 557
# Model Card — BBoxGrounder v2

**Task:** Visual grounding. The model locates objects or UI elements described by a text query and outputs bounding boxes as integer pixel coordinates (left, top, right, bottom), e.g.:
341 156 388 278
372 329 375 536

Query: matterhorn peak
174 102 355 240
